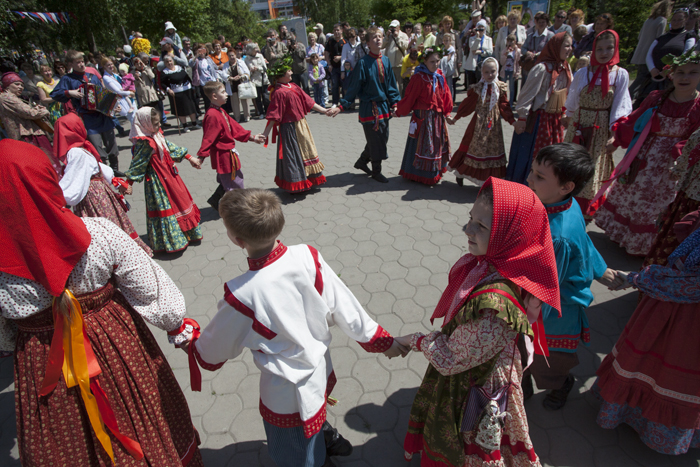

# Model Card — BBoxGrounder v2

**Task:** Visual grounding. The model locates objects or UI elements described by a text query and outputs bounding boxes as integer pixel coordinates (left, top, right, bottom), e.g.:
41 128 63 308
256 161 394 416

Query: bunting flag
11 11 73 24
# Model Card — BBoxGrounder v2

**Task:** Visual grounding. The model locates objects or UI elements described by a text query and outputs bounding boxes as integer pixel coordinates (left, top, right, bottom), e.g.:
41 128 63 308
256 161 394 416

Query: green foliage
295 0 372 30
0 0 265 55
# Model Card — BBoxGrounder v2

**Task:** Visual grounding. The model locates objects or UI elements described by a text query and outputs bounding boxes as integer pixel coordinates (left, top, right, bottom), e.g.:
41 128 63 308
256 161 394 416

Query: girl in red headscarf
0 139 203 466
506 32 573 184
54 112 153 256
397 177 560 467
563 30 632 215
0 71 60 175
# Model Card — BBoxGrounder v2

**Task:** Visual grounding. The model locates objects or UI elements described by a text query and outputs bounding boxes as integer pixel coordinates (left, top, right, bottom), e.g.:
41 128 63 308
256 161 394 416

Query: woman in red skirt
596 211 700 455
54 112 153 256
0 140 202 466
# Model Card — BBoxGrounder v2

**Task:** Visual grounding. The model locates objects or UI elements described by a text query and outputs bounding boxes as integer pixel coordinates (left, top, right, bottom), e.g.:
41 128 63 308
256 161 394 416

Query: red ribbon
171 318 203 392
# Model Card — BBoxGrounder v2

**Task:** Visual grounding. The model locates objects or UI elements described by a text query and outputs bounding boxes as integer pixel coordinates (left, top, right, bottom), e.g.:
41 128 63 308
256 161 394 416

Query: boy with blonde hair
185 188 407 466
196 81 264 211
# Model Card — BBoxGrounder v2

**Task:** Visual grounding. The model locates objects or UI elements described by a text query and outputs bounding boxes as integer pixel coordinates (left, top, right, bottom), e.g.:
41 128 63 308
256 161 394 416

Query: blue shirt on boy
543 197 607 353
339 52 400 125
50 72 115 135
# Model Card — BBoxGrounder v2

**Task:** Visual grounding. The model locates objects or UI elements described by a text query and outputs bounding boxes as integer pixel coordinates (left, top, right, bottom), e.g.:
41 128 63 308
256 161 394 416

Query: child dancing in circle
447 57 515 186
397 177 561 466
262 55 329 193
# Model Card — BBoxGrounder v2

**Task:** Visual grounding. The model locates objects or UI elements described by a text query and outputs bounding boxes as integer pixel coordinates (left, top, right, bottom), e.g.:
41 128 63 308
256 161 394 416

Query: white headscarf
129 107 168 158
479 57 501 112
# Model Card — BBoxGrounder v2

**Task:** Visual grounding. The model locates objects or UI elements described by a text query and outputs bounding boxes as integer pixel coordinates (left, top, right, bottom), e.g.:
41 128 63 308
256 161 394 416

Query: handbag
238 80 258 100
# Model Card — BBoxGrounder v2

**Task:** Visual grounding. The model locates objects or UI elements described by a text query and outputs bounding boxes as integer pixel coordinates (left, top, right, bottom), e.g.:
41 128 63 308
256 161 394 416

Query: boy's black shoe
323 421 353 457
322 455 336 467
371 161 389 183
522 374 534 401
542 374 575 410
207 184 226 212
456 177 464 186
354 158 371 175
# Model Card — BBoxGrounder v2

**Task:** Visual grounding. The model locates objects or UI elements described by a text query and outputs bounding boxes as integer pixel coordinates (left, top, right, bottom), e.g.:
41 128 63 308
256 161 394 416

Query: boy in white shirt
185 188 407 467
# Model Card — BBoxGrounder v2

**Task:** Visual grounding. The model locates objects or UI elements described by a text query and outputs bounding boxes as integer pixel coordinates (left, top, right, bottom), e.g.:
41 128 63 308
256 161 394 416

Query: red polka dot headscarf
431 177 561 325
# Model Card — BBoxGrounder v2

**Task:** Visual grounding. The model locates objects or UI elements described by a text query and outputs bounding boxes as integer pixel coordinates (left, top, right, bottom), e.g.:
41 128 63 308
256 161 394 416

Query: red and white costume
193 242 393 437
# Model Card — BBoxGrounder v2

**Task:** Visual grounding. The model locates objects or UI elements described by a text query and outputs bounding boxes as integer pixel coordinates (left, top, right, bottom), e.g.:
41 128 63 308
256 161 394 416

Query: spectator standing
20 62 40 100
629 1 672 98
341 28 362 71
400 48 421 95
133 54 160 112
494 10 527 63
220 46 251 123
314 23 326 46
191 44 218 110
463 22 493 88
245 43 269 119
383 20 410 95
550 10 573 35
164 21 182 50
326 24 346 105
210 40 229 71
36 64 62 125
574 13 614 58
263 29 289 68
161 56 200 132
417 22 436 48
521 12 555 82
288 34 309 94
308 53 326 106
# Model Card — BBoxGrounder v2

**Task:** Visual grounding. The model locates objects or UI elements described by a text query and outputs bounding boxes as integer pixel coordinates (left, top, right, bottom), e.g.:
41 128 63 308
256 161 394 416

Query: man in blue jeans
325 24 345 105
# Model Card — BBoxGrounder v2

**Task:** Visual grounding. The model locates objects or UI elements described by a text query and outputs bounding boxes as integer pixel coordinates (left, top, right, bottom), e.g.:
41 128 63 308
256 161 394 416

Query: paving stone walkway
1 103 699 467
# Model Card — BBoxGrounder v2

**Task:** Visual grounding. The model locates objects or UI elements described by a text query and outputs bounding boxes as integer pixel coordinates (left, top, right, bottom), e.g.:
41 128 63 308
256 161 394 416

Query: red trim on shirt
357 325 393 353
223 283 278 340
545 198 573 214
308 245 324 295
359 112 391 123
191 339 225 371
259 371 337 438
247 241 288 270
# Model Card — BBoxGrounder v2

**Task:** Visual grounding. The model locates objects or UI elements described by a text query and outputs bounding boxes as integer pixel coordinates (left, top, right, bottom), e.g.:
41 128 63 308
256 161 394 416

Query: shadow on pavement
200 440 268 467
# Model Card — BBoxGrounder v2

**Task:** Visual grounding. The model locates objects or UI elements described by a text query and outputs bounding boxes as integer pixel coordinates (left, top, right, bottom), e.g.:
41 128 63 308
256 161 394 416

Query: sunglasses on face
556 15 566 19
476 28 485 31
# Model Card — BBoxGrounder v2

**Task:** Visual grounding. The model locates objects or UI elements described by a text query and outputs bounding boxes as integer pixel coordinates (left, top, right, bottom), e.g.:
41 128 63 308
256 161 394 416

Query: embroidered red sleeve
357 325 393 353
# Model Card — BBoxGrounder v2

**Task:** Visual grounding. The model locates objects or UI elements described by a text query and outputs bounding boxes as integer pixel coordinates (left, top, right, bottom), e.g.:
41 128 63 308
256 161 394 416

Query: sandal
542 374 575 410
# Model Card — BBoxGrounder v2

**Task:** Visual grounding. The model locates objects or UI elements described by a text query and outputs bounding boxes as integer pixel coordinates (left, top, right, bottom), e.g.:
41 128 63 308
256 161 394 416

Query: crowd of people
0 1 700 466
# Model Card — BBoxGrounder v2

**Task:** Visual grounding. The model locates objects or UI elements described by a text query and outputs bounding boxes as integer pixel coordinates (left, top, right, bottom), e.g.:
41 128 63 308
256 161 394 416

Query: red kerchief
0 139 91 296
588 30 619 96
431 177 561 325
53 112 102 164
535 31 573 89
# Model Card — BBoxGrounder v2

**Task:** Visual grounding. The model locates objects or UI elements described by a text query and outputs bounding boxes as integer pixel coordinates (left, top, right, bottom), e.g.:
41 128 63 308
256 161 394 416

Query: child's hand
118 184 132 196
253 134 266 144
327 107 341 118
596 268 617 288
606 137 617 155
446 116 456 125
560 116 572 127
188 156 202 169
384 338 410 359
513 120 526 134
609 270 633 291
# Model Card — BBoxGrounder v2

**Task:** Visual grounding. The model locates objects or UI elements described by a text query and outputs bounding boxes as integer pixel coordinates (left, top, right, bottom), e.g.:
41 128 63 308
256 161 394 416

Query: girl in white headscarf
124 107 204 253
447 57 516 186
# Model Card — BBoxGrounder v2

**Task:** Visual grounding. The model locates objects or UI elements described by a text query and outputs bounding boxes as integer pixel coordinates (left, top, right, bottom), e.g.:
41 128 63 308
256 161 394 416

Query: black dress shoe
323 421 353 457
543 374 575 410
522 374 534 401
456 177 464 186
354 159 371 175
371 172 389 183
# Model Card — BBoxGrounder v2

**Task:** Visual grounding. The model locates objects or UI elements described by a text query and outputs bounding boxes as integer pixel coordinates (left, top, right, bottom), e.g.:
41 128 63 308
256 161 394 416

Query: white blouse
565 66 633 128
59 147 114 206
0 217 191 350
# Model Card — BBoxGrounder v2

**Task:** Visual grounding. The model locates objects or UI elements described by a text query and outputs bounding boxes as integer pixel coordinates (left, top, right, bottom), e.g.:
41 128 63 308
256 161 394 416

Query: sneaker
323 421 353 457
180 126 190 133
542 374 575 410
190 123 202 130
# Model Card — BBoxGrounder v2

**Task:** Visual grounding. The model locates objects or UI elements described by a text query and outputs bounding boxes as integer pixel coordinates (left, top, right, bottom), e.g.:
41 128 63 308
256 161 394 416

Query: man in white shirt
382 19 410 94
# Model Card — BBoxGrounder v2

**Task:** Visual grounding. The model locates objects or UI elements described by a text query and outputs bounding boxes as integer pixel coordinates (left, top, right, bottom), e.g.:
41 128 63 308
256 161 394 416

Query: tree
296 0 373 29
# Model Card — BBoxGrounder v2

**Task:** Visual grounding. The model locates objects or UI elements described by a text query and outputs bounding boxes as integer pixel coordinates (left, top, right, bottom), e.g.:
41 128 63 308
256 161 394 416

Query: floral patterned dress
594 91 700 256
126 137 202 253
448 82 515 185
404 280 540 467
644 128 700 267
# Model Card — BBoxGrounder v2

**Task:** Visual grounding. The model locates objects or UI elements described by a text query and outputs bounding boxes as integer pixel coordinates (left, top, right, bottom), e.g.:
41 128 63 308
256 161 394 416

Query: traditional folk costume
595 213 700 455
188 242 394 465
591 82 700 256
644 127 700 267
395 63 453 185
0 140 202 466
564 31 633 214
448 57 515 186
527 197 607 405
197 103 252 210
54 113 152 256
125 108 202 253
506 33 572 185
404 178 561 467
265 57 326 193
339 50 401 180
0 72 59 174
